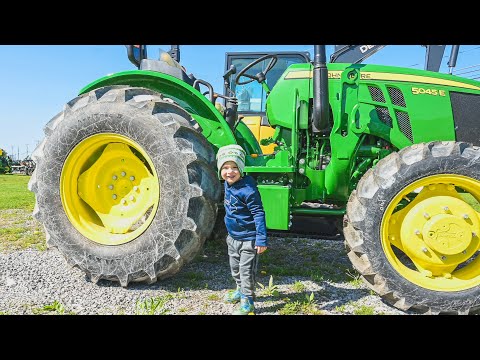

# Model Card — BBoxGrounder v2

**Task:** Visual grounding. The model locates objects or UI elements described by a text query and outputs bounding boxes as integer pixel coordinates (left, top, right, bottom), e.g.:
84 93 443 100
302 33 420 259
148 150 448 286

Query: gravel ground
0 236 413 315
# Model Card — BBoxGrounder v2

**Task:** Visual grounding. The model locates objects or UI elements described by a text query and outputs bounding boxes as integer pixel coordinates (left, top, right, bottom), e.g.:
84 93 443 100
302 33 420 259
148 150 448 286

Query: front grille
368 86 385 103
388 87 406 107
375 106 393 127
395 110 413 142
450 91 480 146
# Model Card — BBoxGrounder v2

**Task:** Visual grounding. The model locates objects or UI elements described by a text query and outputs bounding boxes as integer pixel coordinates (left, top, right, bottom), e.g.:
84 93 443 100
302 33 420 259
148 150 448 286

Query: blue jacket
223 175 268 247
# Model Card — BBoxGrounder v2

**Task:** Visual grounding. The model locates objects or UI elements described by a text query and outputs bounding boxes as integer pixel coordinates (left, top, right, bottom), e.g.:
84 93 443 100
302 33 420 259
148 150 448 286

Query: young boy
216 144 268 315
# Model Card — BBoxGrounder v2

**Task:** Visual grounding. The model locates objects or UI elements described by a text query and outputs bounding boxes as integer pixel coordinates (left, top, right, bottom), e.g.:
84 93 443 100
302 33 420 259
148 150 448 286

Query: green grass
32 300 69 315
461 193 480 212
135 295 174 315
291 281 306 293
278 293 322 315
0 175 46 251
0 175 35 210
207 294 220 301
353 304 376 315
0 209 46 251
345 269 364 288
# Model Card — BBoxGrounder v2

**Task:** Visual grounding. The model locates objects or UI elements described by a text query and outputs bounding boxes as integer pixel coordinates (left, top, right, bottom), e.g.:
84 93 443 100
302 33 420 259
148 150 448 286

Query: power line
453 63 480 73
459 45 480 54
454 65 480 76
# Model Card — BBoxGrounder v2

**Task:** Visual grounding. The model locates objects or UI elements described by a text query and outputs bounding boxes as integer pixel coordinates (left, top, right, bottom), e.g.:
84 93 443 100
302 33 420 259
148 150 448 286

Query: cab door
224 52 310 154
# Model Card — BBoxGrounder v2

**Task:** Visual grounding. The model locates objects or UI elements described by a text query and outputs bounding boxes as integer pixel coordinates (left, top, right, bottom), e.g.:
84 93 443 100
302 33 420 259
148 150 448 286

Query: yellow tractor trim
60 133 159 245
241 116 276 154
382 175 480 291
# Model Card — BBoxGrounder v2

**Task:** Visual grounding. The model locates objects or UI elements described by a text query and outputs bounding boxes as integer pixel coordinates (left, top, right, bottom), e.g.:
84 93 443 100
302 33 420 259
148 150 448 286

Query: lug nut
121 171 126 177
129 195 134 201
463 214 469 220
112 175 117 180
109 185 114 190
423 213 430 219
422 247 428 253
133 186 139 191
112 194 117 200
441 256 447 260
443 206 449 212
121 199 126 204
415 229 421 236
130 176 135 181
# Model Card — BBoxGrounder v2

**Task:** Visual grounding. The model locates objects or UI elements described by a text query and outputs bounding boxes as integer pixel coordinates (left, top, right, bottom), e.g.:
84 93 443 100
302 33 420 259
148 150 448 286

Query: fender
79 70 238 149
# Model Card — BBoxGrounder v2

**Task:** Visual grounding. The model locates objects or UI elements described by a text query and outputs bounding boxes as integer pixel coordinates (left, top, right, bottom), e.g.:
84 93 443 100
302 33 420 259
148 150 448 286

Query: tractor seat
140 51 197 88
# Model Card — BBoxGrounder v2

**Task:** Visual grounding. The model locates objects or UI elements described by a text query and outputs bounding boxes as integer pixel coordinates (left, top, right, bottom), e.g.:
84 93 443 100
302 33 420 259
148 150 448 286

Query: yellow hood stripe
285 70 480 91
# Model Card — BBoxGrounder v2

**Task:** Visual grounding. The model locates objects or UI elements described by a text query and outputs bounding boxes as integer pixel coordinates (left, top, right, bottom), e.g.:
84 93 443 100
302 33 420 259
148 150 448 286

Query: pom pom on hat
216 144 246 177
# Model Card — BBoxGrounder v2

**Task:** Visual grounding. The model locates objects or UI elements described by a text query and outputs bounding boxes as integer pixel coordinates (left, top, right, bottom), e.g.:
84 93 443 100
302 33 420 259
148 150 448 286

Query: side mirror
126 45 148 69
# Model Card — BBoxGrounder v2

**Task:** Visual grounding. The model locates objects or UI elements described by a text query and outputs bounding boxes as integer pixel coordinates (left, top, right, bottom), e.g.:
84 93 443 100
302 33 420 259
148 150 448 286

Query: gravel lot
0 236 412 315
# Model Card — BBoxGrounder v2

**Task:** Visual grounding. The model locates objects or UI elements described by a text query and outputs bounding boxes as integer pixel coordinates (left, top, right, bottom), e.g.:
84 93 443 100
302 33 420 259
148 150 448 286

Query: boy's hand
255 246 267 254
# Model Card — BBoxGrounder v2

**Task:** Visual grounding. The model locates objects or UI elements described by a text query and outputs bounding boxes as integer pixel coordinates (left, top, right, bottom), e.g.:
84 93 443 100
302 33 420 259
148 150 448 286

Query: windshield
227 54 309 113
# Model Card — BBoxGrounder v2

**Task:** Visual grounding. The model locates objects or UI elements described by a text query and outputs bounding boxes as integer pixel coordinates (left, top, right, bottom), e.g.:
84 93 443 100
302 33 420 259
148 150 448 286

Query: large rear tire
345 141 480 314
29 86 221 286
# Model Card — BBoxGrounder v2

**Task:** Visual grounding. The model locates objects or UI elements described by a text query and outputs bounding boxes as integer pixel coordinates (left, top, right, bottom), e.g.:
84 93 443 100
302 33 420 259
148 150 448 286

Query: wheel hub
400 195 478 265
423 214 471 255
77 142 156 234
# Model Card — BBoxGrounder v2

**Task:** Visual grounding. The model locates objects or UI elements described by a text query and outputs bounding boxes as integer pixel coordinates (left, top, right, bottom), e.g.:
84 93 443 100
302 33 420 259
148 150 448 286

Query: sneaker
232 295 255 315
223 288 241 304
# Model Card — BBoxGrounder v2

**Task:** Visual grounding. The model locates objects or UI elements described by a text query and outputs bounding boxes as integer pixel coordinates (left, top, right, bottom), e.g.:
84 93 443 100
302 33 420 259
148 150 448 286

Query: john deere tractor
30 45 480 314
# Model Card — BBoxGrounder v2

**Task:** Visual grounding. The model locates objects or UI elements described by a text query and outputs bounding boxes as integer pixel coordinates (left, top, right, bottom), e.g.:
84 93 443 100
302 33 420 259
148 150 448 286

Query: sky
0 44 479 160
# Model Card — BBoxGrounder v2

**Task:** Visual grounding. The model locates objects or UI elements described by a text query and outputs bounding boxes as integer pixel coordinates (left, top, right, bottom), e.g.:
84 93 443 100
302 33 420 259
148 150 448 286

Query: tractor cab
224 51 310 153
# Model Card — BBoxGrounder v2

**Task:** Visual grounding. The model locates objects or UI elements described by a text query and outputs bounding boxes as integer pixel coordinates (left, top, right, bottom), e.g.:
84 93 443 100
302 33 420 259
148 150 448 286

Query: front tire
29 86 221 286
345 141 480 314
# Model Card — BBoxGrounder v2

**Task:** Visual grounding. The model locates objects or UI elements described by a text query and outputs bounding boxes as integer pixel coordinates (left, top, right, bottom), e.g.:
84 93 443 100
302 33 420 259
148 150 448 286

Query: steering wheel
235 54 278 86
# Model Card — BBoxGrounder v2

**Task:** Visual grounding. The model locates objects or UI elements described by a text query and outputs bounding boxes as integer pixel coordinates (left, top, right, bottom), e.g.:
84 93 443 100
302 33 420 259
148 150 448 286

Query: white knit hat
216 144 246 177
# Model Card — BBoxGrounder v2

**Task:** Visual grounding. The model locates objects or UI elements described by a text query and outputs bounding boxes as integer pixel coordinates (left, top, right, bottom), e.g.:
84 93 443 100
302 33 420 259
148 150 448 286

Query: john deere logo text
360 45 376 53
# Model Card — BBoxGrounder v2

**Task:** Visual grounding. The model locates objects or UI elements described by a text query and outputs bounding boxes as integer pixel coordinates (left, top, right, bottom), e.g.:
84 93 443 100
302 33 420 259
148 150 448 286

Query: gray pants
226 235 259 298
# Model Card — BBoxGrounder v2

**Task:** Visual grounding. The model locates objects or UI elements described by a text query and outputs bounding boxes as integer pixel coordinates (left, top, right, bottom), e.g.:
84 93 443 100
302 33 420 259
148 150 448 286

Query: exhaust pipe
312 45 329 133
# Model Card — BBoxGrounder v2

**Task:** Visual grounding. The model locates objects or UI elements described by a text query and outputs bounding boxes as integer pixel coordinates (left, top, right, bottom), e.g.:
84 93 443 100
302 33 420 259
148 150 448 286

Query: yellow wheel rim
60 133 160 246
382 174 480 291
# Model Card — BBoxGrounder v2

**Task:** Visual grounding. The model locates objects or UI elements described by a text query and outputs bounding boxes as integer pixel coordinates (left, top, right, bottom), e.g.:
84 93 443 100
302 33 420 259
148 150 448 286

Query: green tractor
30 45 480 314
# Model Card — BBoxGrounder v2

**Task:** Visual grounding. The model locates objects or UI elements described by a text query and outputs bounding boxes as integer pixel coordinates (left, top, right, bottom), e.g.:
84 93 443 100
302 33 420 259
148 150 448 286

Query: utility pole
17 146 19 162
26 144 29 158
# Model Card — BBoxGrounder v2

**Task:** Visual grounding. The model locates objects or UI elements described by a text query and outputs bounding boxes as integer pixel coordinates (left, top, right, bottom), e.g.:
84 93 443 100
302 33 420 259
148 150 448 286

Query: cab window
226 54 309 114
